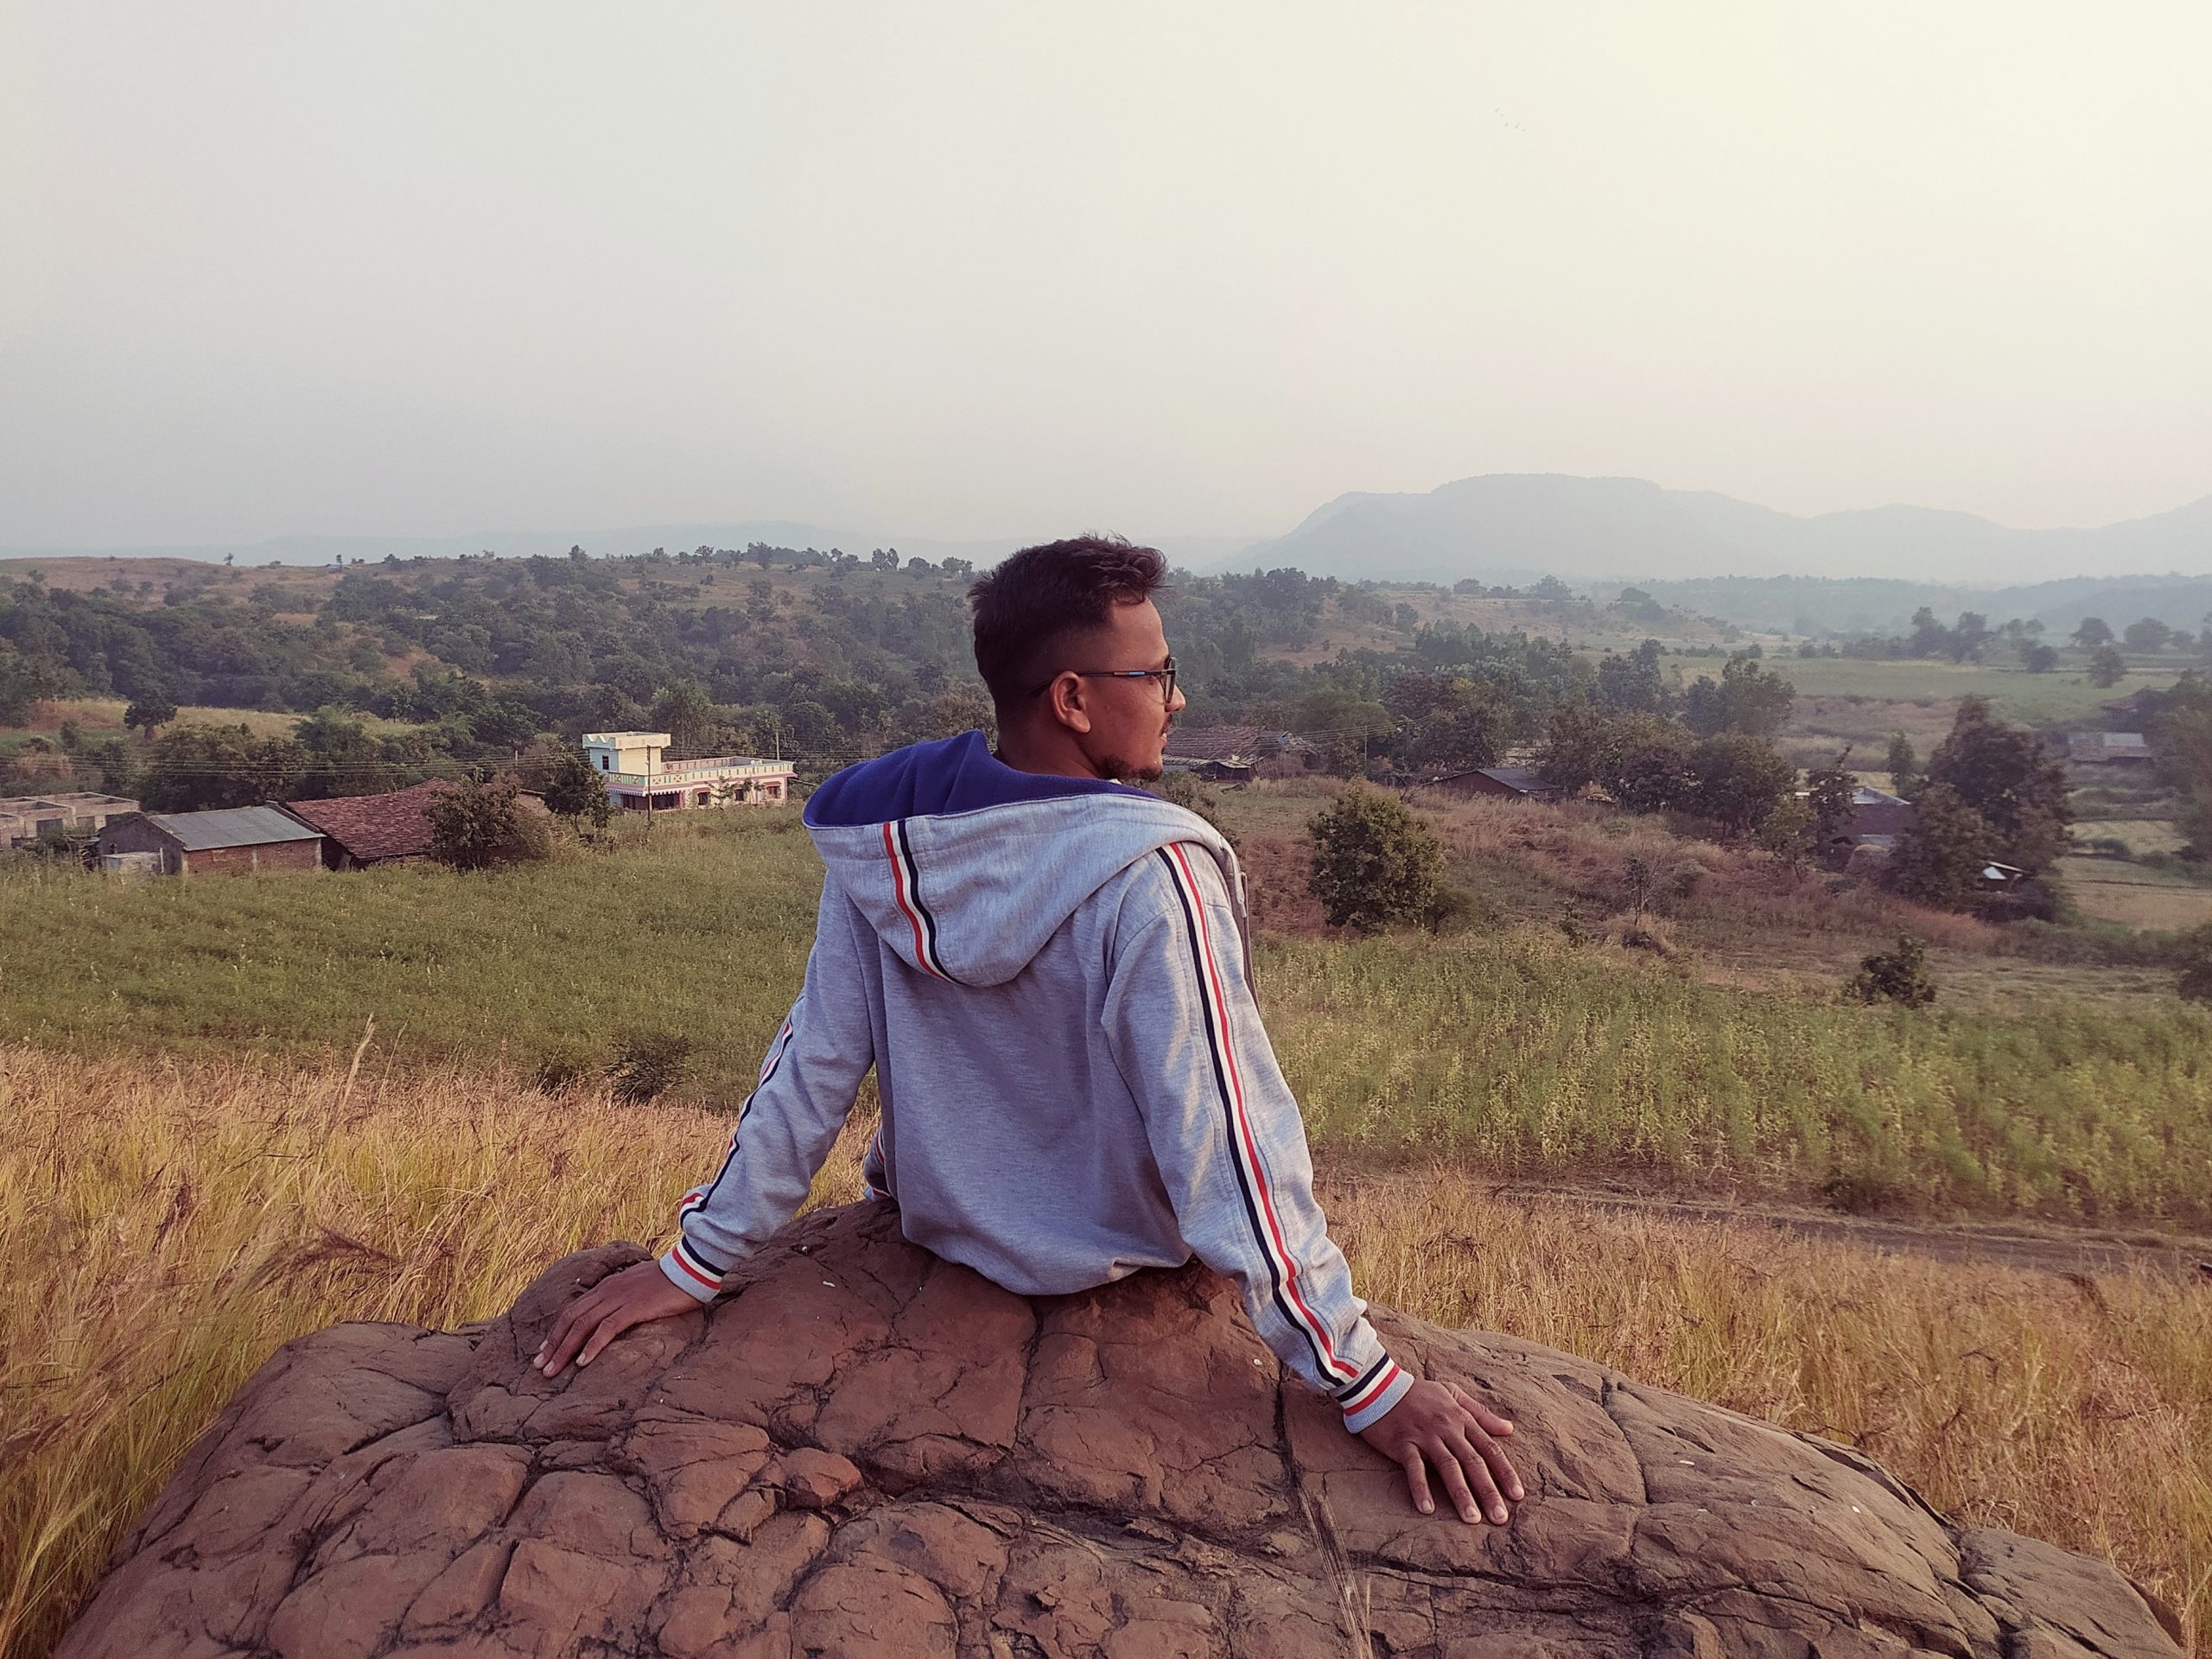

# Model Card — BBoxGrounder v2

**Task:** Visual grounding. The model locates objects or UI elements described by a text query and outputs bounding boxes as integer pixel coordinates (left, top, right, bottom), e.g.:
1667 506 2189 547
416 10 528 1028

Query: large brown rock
59 1203 2183 1659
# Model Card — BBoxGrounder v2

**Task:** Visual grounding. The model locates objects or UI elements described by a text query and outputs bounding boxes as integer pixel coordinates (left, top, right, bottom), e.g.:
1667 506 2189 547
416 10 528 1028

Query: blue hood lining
803 732 1145 828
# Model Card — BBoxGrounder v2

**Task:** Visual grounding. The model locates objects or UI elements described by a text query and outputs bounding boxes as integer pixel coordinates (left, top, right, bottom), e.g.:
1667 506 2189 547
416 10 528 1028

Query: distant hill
1224 474 2212 591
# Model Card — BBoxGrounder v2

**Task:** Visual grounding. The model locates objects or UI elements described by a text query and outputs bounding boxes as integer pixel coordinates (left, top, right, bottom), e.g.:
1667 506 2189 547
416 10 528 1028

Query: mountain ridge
1224 472 2212 588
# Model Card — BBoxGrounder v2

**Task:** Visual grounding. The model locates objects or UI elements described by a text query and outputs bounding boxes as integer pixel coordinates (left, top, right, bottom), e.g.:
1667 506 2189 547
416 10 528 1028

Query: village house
582 731 795 813
1421 765 1562 804
279 779 455 869
0 791 141 848
2067 731 2153 766
1824 785 1915 863
1162 726 1313 780
98 806 325 876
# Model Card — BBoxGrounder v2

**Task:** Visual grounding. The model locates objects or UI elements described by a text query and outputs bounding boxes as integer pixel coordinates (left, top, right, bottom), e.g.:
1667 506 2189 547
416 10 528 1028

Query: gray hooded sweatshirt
658 731 1412 1433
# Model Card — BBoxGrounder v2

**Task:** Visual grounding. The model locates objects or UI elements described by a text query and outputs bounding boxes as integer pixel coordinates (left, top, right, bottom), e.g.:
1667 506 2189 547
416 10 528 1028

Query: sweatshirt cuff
658 1237 727 1303
1337 1355 1414 1434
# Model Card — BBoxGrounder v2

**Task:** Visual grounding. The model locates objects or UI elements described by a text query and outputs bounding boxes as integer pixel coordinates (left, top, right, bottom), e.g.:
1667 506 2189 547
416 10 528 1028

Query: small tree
1847 936 1937 1007
123 693 179 740
2123 618 2172 652
2088 642 2126 688
540 743 613 832
2150 673 2212 855
1306 787 1443 931
1622 855 1656 925
1601 715 1694 814
428 779 553 870
1885 782 1992 910
1805 766 1858 859
1685 734 1794 837
1925 696 2071 873
1756 795 1815 873
1885 732 1919 798
2071 617 2113 649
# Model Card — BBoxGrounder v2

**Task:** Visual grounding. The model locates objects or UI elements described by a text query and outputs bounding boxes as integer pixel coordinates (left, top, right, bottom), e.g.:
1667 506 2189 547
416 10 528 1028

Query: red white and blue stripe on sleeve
657 1015 796 1301
1155 844 1414 1433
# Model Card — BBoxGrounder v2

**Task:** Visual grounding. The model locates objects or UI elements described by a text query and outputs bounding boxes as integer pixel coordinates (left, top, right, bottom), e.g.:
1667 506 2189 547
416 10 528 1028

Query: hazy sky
4 3 2209 550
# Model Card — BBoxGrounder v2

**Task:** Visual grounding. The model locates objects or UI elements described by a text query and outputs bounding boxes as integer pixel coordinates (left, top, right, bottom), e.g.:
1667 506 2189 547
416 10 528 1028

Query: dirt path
1484 1181 2212 1283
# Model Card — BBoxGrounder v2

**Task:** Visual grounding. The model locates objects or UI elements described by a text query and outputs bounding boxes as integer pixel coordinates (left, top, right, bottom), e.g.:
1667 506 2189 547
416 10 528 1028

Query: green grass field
2 697 420 741
0 813 820 1110
6 805 2209 1227
1686 652 2183 726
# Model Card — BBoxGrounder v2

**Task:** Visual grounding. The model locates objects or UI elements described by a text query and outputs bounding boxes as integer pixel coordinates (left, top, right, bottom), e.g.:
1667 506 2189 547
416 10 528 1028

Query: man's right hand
1357 1378 1524 1525
533 1258 703 1377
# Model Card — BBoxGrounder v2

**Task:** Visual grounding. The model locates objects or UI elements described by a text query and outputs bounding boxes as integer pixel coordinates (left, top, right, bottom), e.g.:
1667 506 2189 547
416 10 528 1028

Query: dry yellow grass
2 1046 2205 1656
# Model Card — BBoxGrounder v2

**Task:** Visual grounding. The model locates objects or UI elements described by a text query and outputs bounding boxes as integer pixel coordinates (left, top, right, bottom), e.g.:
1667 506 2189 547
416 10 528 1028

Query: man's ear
1045 672 1094 735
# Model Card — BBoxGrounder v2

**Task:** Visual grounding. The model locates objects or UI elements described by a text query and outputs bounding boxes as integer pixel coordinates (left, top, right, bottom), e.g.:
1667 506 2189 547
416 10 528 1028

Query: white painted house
581 731 796 813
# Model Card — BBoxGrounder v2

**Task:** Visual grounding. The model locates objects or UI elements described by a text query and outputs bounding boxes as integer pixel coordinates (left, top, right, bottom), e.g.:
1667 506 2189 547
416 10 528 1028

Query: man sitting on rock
537 536 1524 1527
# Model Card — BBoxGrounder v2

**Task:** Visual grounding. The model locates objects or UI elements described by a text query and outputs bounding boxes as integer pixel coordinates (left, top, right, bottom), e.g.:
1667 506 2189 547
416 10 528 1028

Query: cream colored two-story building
581 732 795 813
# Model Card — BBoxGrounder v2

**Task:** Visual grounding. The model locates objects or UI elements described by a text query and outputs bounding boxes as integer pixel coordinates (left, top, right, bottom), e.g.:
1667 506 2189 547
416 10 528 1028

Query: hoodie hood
804 731 1238 986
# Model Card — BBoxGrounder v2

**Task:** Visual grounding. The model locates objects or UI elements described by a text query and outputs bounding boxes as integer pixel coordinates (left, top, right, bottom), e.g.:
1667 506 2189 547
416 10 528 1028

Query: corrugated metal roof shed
145 806 325 851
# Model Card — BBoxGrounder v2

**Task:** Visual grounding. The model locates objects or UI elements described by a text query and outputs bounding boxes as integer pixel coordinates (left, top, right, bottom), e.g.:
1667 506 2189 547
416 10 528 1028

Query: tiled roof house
280 779 457 868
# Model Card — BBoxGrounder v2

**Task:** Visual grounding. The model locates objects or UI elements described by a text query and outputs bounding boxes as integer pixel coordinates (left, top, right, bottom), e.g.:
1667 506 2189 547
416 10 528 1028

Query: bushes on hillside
1540 708 1794 838
1306 786 1443 931
428 778 553 870
1847 935 1937 1007
137 723 309 812
1682 653 1795 740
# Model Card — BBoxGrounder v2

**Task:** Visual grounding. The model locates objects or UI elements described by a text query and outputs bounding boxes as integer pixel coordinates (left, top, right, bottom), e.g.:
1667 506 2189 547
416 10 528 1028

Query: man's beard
1096 753 1165 784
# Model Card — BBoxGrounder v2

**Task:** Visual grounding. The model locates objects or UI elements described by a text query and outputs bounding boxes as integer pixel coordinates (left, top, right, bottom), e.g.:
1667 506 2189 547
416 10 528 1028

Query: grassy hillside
6 801 2209 1225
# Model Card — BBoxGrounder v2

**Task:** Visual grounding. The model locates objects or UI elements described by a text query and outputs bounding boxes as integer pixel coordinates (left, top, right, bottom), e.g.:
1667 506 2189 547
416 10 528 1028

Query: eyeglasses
1028 657 1178 702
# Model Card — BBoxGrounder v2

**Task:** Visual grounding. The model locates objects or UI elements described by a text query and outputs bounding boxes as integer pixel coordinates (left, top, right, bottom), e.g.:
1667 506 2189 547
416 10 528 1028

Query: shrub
1847 935 1937 1007
2177 925 2212 1003
1685 734 1795 837
1421 881 1482 933
1306 786 1443 931
608 1032 693 1104
534 1041 601 1096
428 779 554 870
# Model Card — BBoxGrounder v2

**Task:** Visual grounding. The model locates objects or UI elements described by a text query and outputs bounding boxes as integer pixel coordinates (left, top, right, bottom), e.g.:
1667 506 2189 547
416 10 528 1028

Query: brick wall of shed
177 840 325 876
99 817 181 873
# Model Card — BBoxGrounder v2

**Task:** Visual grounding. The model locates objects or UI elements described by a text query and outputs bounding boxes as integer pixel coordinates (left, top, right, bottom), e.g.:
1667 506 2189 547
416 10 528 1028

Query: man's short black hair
969 535 1168 710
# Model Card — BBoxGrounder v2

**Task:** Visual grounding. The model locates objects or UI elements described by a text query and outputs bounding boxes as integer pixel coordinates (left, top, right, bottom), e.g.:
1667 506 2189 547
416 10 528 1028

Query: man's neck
993 722 1111 781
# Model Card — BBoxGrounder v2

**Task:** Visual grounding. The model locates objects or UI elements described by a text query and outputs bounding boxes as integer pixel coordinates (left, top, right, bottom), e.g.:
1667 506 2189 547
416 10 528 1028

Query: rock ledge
60 1203 2183 1658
